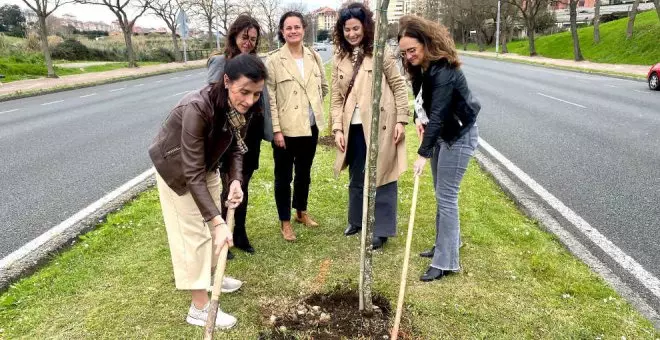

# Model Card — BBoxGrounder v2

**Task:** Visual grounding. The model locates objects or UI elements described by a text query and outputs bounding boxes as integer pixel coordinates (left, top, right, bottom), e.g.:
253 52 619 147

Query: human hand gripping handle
413 155 428 177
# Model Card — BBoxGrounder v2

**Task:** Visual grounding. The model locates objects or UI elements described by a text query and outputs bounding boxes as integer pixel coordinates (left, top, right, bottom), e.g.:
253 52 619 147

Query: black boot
419 246 435 258
372 236 388 250
420 266 444 282
344 224 361 236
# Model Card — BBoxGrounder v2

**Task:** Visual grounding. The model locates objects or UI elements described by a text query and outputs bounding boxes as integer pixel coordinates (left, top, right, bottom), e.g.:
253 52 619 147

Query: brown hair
224 14 261 58
397 15 461 79
278 11 306 43
332 2 375 59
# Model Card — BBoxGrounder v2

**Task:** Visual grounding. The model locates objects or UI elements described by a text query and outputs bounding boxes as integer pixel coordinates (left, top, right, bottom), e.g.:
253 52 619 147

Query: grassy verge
0 64 657 339
0 60 163 83
462 10 659 66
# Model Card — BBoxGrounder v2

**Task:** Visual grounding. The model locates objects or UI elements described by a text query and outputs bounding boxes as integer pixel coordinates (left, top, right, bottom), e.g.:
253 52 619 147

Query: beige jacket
330 51 410 186
266 44 329 137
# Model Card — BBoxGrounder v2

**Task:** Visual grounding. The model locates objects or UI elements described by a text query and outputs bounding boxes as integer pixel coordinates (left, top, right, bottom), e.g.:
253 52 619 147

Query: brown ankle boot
281 221 296 241
295 210 319 227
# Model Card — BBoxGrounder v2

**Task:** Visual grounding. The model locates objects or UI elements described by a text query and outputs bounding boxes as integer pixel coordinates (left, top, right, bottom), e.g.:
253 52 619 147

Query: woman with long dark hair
398 15 480 281
207 15 273 256
330 2 409 249
150 54 267 328
266 11 328 241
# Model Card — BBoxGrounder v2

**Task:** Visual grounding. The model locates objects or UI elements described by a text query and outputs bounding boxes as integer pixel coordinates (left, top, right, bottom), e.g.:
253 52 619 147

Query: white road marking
633 89 649 94
79 93 97 98
170 76 180 80
169 91 189 97
185 74 193 77
0 109 19 114
134 84 145 87
537 92 587 108
109 88 125 92
156 80 163 83
605 84 619 88
41 100 64 106
479 138 660 301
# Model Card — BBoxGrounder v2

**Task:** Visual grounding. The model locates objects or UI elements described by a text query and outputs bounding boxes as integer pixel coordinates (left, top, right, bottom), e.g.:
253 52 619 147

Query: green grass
0 64 657 339
0 59 163 83
507 10 660 65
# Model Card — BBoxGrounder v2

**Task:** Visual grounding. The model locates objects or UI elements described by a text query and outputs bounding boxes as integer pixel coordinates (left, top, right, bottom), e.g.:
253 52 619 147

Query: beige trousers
156 171 221 290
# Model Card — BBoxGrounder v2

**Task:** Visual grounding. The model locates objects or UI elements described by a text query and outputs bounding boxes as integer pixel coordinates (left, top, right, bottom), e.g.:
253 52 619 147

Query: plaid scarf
351 46 363 66
225 104 248 155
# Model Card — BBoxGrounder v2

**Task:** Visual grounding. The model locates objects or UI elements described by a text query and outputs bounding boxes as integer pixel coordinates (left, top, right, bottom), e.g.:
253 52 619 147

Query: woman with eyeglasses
207 15 273 257
398 16 480 281
266 11 329 241
330 2 409 250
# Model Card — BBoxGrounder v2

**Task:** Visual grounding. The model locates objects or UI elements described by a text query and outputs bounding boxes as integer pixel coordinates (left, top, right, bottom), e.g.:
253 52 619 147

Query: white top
350 105 362 125
295 58 316 126
414 87 429 125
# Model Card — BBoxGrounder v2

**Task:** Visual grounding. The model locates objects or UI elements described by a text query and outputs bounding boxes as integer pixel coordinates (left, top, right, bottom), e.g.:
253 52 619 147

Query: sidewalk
460 50 650 78
0 59 207 100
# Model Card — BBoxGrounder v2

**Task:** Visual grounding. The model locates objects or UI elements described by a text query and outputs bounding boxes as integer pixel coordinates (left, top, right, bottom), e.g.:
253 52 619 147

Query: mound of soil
259 290 393 339
318 135 335 148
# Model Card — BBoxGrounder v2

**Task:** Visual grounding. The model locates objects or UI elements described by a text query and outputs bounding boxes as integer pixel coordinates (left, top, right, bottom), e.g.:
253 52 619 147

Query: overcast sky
1 0 342 29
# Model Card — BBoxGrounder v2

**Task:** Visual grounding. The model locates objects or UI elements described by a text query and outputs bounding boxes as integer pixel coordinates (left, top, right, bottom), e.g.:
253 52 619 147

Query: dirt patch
259 289 396 339
318 135 335 148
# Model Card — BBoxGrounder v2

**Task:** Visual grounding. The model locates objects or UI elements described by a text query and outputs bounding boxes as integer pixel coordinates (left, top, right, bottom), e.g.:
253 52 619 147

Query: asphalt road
461 56 660 302
0 48 334 260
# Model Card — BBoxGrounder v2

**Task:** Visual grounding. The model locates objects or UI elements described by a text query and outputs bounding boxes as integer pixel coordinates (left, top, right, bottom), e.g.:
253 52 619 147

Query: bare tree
145 0 186 61
190 0 215 45
256 0 281 50
626 0 641 39
21 0 70 78
214 0 237 39
499 0 518 53
567 0 583 61
505 0 557 56
593 0 600 43
77 0 150 67
282 1 306 13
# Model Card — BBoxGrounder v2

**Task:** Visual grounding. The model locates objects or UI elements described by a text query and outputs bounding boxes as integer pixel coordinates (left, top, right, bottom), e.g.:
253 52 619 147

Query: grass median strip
0 63 656 339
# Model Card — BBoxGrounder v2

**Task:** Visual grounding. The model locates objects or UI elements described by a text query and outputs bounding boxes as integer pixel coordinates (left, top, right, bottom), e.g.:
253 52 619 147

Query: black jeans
273 125 319 221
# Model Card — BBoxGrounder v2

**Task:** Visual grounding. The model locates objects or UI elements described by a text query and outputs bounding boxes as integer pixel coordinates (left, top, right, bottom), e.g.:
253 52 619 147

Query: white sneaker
186 302 237 329
208 275 244 293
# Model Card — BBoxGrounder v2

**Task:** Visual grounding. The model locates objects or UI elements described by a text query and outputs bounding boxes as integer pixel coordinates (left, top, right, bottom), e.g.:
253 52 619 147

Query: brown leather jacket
149 85 249 221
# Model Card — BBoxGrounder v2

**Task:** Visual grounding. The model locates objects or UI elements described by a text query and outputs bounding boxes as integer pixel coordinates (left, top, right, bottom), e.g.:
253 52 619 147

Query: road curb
0 64 206 103
474 149 660 330
460 52 646 82
0 169 156 292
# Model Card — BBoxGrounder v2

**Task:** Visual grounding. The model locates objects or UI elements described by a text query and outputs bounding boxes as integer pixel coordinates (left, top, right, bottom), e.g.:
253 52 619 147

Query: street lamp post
495 0 501 54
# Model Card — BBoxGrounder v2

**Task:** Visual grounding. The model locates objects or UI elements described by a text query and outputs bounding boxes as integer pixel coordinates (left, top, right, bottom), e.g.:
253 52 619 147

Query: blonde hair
398 15 461 77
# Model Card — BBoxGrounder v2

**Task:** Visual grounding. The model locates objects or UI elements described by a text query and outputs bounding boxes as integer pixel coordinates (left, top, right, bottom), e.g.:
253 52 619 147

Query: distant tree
626 0 641 39
76 0 150 67
144 0 187 61
567 0 583 61
21 0 70 78
316 29 329 42
505 0 558 56
256 0 281 50
593 0 601 43
0 4 27 37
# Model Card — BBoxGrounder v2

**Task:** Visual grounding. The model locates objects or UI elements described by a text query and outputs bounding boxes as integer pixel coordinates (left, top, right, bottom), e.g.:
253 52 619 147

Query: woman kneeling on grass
149 54 267 329
398 16 480 282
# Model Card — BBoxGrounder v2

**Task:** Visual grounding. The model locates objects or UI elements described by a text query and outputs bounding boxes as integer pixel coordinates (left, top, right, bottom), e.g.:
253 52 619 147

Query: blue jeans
430 125 479 271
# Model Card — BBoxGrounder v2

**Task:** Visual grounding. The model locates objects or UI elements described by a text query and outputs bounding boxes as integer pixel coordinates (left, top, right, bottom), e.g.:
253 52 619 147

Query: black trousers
219 115 263 247
346 124 398 238
273 125 319 221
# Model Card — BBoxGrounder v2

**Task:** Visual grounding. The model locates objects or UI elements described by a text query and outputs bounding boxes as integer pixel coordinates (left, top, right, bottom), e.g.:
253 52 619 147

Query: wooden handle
391 174 420 339
204 208 235 340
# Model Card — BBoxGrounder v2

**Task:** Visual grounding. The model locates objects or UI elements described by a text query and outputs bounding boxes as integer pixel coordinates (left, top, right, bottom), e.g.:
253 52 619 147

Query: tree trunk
501 17 509 54
208 18 214 46
360 0 390 315
38 15 57 78
123 28 138 68
476 29 485 52
171 29 181 62
654 0 660 23
569 0 584 61
594 0 601 43
527 18 537 56
626 0 641 39
461 27 467 51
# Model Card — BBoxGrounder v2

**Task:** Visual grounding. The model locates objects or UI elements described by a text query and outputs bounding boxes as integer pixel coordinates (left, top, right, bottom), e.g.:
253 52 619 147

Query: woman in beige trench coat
330 2 410 249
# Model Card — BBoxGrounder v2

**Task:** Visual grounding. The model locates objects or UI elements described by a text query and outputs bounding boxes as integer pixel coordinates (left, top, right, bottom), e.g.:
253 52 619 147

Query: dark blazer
149 85 251 221
412 59 480 158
